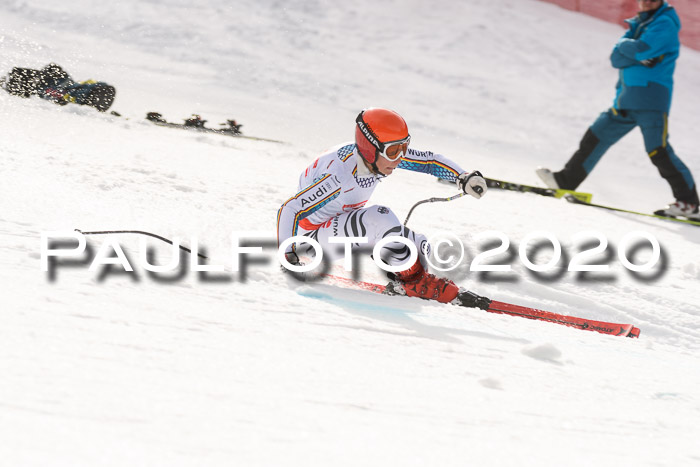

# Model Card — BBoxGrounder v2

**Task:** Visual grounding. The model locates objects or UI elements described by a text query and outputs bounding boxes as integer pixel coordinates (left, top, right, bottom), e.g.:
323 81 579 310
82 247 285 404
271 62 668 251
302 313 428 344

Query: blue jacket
610 2 680 113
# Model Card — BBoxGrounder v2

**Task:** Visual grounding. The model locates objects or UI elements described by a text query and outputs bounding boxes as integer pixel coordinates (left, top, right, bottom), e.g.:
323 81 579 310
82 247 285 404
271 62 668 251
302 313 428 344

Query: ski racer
276 108 487 304
536 0 699 220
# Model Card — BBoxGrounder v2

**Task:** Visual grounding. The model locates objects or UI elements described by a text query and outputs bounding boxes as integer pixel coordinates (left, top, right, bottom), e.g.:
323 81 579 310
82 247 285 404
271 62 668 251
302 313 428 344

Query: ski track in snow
1 1 700 466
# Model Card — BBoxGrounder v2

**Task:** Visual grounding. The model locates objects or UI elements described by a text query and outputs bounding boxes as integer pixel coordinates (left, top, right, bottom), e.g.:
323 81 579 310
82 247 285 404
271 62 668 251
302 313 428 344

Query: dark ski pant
554 108 699 204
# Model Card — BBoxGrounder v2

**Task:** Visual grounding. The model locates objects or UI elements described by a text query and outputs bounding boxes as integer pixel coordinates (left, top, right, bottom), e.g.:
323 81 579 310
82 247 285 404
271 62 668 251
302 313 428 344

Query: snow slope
1 0 699 466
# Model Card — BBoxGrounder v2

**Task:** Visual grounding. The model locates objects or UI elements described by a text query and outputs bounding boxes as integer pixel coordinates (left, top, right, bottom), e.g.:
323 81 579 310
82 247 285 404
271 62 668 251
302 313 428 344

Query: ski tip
628 326 641 339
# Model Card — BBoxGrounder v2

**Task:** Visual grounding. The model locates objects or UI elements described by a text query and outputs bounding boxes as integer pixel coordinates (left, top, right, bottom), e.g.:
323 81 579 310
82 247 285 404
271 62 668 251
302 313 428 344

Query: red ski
319 274 640 339
487 300 640 338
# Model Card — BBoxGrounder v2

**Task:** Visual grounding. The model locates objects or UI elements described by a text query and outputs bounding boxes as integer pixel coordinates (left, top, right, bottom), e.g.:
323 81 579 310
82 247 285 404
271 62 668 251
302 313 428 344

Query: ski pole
403 192 470 226
74 229 209 259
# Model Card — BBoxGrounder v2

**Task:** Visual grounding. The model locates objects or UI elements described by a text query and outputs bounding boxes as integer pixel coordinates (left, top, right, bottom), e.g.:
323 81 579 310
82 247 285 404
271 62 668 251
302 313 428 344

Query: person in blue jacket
537 0 699 220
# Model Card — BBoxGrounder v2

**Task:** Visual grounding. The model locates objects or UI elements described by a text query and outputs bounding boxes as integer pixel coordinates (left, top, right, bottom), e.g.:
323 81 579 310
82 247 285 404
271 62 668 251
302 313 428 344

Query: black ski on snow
145 112 286 144
564 195 700 227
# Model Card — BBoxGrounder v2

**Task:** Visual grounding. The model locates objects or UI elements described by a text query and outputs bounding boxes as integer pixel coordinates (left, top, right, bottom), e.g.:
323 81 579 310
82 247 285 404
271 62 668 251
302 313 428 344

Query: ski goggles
356 113 411 162
379 136 411 161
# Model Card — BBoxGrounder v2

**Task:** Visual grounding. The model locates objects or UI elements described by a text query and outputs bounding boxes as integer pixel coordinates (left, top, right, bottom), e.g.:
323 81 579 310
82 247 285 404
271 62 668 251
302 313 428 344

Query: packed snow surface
1 0 699 466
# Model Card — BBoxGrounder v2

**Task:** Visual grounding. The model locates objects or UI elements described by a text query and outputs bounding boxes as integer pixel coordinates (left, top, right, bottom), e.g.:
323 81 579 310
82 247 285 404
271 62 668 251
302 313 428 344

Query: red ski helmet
355 108 410 165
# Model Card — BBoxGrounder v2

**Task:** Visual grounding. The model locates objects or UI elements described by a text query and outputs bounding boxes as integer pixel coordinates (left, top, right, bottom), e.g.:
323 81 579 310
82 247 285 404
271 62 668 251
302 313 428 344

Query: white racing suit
276 142 468 268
